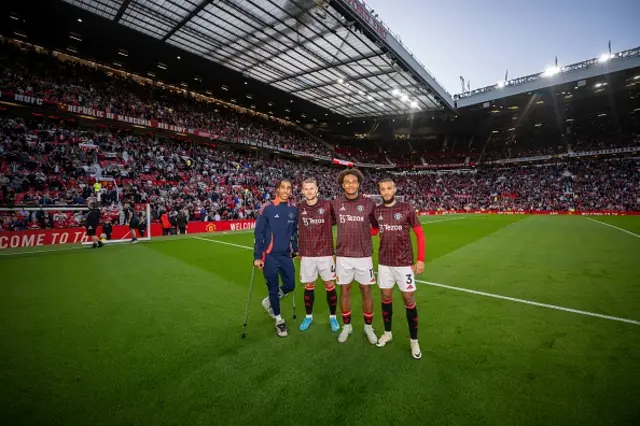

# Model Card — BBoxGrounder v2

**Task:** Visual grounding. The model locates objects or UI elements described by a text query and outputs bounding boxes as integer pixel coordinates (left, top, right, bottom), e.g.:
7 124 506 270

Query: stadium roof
454 46 640 108
61 0 454 118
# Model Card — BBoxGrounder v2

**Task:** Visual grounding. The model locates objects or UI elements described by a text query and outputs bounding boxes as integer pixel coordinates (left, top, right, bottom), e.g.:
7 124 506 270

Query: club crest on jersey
289 212 295 219
357 205 364 212
318 208 325 215
394 213 403 221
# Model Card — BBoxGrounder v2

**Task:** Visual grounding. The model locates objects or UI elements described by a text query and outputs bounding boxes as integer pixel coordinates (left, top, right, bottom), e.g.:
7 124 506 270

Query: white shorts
378 265 416 293
300 256 336 283
336 256 376 286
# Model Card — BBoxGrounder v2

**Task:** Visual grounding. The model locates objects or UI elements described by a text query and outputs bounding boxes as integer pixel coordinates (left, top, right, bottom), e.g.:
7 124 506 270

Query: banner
0 220 256 249
485 147 640 165
332 158 354 167
410 162 476 170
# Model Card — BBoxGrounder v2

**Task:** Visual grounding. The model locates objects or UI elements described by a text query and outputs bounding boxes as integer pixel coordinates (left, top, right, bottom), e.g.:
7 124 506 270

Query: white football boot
337 324 353 343
376 331 393 347
410 339 422 360
364 324 378 345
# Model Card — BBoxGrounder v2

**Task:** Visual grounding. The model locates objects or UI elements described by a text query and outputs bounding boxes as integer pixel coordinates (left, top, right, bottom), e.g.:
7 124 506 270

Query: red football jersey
375 201 420 267
297 199 334 257
332 195 378 258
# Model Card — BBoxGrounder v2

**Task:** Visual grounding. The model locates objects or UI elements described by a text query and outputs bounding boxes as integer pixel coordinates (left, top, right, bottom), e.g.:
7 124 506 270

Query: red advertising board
0 220 256 250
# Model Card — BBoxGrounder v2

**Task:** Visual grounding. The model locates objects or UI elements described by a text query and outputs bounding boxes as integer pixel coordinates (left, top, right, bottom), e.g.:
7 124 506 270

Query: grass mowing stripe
584 216 640 239
419 216 467 224
194 237 640 327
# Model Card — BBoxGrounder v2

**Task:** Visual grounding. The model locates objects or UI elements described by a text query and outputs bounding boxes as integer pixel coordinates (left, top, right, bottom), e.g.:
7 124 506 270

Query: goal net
367 195 405 205
0 203 151 248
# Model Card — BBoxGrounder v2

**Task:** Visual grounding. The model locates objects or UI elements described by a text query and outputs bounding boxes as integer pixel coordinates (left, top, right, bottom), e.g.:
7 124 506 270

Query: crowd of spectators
0 41 335 158
2 115 639 232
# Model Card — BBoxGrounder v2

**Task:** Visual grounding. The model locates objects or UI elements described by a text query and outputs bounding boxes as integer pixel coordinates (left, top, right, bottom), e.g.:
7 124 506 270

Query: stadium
1 0 639 424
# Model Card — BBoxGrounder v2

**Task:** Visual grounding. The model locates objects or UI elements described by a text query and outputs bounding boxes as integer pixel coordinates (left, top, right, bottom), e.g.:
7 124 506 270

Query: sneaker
261 297 276 319
364 324 378 345
276 321 288 338
337 324 353 343
299 316 313 331
329 317 339 332
410 339 422 360
376 331 393 347
98 241 104 248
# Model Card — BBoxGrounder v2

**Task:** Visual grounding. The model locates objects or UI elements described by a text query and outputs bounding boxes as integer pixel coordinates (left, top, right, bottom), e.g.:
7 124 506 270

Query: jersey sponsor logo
357 205 364 212
380 224 403 232
339 214 365 223
394 213 403 221
302 217 325 226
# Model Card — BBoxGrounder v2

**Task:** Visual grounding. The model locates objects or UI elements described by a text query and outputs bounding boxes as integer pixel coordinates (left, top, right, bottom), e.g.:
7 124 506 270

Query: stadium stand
2 112 639 233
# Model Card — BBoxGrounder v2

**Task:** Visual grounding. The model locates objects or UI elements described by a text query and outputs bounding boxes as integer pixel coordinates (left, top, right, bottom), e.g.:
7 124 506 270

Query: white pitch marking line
192 236 253 251
415 278 640 326
0 245 87 257
0 230 256 257
194 238 640 326
584 217 640 240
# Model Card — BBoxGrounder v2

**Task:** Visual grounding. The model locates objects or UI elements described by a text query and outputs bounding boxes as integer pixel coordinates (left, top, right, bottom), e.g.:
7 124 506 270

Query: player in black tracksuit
128 207 140 243
86 203 103 249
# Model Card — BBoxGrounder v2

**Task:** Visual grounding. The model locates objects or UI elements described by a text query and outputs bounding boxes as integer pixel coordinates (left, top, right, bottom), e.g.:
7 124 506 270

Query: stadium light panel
338 78 344 84
401 95 409 102
77 18 82 23
359 90 365 96
410 101 419 109
598 53 612 63
367 95 374 101
497 81 505 88
392 89 400 96
543 66 560 77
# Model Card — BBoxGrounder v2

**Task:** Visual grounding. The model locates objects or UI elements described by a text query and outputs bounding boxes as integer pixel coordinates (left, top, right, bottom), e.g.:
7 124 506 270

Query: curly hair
337 168 364 186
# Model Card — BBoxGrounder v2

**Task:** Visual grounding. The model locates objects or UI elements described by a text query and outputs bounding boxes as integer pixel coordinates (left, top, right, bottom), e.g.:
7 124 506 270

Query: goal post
81 203 152 246
0 203 152 247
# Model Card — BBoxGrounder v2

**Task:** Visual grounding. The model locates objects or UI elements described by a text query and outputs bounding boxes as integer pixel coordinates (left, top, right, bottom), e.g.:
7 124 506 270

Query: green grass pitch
1 215 639 425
